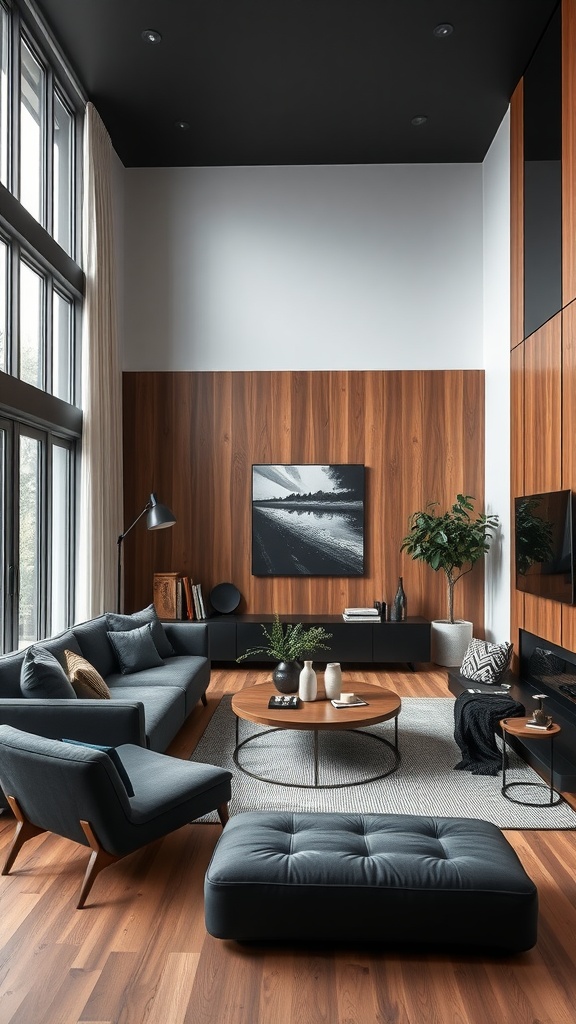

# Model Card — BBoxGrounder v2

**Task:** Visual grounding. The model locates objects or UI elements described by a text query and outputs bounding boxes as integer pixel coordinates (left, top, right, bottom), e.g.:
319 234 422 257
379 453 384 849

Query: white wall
122 163 484 371
482 110 511 642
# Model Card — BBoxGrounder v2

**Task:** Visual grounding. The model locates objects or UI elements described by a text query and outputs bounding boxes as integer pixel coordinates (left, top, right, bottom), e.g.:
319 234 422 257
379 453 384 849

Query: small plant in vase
237 614 332 693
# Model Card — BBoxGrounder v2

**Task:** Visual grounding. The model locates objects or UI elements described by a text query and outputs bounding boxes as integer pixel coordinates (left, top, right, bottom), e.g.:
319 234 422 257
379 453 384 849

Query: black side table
500 717 562 807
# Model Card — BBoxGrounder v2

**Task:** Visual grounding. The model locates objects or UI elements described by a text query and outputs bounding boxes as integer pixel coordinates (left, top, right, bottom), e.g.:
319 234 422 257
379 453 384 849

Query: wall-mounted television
515 489 575 605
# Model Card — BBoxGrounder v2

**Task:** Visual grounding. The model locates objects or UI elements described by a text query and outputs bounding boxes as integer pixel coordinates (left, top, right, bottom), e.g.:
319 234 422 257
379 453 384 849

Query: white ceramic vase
431 619 473 667
298 660 318 701
324 662 342 700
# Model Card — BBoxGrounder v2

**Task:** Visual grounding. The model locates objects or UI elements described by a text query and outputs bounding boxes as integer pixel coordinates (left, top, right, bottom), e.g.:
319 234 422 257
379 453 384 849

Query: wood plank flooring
0 665 575 1024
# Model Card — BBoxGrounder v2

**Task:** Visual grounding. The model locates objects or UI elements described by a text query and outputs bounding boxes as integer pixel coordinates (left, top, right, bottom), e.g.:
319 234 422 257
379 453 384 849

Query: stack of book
153 573 208 620
342 607 381 623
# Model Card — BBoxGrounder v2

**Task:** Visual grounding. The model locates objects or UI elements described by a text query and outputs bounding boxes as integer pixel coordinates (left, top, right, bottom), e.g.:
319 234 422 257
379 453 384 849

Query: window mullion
45 62 53 235
10 3 20 199
10 235 18 377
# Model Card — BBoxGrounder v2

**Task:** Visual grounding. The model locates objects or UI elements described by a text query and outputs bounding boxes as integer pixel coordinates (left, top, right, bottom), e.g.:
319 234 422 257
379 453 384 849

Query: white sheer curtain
76 102 123 620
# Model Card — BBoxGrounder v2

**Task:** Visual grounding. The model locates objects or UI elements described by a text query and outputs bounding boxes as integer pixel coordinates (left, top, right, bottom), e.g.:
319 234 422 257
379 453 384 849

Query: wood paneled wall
122 370 486 629
510 0 576 655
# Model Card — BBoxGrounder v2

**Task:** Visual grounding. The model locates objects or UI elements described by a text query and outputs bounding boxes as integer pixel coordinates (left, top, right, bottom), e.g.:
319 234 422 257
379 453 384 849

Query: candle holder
531 694 552 728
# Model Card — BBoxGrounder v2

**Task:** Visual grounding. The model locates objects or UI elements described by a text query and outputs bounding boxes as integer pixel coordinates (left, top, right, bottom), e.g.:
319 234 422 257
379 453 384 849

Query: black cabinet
207 614 430 666
372 620 431 664
206 618 237 661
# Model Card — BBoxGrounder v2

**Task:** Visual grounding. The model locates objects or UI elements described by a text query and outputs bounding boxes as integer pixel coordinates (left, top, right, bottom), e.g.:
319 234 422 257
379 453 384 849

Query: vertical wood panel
122 370 486 629
517 317 563 646
510 345 525 660
510 80 524 350
563 0 576 305
562 300 576 649
523 316 562 493
512 8 576 659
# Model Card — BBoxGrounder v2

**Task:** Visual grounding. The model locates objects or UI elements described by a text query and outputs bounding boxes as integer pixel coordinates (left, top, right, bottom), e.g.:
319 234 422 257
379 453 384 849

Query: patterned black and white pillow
460 638 513 684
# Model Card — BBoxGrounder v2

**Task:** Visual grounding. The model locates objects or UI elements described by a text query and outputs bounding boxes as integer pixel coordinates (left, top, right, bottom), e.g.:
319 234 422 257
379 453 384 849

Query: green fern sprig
237 613 332 662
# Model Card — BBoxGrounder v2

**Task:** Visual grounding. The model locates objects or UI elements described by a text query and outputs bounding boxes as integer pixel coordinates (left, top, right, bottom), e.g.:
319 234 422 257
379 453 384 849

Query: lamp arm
116 501 151 613
117 501 152 545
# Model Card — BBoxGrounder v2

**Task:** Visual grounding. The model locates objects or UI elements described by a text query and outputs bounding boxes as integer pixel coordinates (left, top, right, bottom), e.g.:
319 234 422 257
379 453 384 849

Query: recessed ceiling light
142 29 162 44
175 121 190 131
433 23 454 38
411 115 428 127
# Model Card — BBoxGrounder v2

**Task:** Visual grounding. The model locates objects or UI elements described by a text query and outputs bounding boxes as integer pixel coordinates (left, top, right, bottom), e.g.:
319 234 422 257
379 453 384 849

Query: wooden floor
1 665 575 1024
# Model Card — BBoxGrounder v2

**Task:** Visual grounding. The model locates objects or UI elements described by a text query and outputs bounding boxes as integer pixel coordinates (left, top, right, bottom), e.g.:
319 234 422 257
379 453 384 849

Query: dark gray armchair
0 724 232 908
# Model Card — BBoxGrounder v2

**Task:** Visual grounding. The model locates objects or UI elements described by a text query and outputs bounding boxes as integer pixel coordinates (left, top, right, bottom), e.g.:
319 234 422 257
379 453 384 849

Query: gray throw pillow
106 622 164 674
105 603 175 659
460 638 513 684
20 646 77 699
61 738 134 796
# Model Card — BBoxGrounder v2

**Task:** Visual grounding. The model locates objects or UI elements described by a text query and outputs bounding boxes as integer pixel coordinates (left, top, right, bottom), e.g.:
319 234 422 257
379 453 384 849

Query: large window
0 0 84 653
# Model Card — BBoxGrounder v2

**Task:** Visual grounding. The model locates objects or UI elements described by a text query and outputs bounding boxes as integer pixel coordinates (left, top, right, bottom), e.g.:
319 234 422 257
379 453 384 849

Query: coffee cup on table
339 692 356 703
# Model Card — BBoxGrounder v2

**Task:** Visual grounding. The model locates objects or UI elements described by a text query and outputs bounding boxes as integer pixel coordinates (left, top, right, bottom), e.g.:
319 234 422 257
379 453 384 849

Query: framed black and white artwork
251 464 365 576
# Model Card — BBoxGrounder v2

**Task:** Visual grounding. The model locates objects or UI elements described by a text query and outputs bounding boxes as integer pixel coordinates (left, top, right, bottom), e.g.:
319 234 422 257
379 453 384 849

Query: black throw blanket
453 692 525 776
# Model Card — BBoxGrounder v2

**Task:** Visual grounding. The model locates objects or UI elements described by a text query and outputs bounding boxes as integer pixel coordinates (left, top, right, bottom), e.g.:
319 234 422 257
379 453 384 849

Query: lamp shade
146 493 176 530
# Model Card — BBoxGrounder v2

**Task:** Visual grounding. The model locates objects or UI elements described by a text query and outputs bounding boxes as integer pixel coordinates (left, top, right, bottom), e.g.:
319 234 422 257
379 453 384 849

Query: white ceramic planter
431 620 473 667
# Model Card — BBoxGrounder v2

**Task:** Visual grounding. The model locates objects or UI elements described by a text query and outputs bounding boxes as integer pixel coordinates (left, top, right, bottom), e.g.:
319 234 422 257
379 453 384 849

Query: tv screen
515 490 574 604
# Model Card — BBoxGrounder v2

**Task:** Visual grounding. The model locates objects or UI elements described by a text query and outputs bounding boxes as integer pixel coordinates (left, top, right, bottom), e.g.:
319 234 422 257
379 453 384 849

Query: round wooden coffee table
231 681 401 789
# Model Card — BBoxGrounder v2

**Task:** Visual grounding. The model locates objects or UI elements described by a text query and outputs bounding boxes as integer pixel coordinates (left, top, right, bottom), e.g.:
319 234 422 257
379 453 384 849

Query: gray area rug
191 695 576 829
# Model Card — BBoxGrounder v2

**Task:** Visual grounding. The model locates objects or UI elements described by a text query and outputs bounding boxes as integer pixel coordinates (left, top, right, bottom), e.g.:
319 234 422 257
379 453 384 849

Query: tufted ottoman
204 811 538 951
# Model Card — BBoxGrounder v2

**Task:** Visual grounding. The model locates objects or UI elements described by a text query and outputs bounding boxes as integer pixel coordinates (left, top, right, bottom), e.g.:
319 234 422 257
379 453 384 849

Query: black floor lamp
116 493 176 612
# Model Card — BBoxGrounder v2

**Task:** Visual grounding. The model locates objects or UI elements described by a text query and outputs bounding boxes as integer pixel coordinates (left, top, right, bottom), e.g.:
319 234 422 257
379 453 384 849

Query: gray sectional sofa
0 607 210 809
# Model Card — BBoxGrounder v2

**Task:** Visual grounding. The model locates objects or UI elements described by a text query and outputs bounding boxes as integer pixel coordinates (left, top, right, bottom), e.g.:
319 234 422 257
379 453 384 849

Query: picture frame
252 463 365 576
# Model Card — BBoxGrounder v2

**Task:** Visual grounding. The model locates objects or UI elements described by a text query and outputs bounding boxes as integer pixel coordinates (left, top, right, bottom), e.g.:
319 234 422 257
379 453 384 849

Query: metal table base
501 726 562 807
233 715 400 789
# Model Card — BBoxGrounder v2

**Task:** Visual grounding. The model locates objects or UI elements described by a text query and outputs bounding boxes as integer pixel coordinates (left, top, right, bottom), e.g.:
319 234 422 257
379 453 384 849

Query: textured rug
191 695 576 829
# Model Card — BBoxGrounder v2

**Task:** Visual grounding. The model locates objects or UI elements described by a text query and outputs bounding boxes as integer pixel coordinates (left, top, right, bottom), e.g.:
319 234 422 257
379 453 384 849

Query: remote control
559 683 576 698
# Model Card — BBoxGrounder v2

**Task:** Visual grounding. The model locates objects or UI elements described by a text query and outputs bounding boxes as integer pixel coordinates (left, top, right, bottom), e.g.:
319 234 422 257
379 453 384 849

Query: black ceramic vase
390 576 407 621
272 661 301 694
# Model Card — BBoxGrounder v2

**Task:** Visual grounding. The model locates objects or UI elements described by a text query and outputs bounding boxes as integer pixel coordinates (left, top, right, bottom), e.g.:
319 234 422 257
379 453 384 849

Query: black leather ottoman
204 811 538 951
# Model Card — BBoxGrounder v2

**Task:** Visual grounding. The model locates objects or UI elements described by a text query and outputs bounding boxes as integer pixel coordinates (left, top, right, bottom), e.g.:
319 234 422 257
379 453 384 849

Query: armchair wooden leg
77 820 119 909
2 796 47 875
217 804 229 827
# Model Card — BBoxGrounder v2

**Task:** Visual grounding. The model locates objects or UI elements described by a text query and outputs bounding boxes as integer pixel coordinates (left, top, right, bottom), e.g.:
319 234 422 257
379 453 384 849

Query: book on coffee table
330 698 369 708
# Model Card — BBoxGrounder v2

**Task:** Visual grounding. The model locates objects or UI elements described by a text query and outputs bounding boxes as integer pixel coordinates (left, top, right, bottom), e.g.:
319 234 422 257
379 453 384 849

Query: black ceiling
33 0 559 168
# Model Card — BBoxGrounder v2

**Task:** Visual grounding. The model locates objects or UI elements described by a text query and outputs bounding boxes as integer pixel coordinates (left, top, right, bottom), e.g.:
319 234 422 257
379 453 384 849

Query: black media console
448 627 576 792
205 614 431 668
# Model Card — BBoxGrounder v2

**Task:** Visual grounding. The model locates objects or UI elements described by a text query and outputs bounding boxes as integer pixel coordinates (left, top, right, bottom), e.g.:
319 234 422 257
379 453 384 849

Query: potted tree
237 614 332 693
400 494 499 666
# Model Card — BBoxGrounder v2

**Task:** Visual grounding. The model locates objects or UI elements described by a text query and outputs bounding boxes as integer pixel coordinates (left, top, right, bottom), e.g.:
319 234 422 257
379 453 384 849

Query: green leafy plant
237 614 332 662
515 497 554 575
400 493 499 623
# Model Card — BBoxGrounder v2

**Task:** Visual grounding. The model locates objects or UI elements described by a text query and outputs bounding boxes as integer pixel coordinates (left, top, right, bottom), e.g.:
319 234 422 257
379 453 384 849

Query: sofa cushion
106 655 209 714
21 646 77 699
0 650 28 697
61 738 134 796
107 623 164 675
40 631 83 666
107 685 186 752
460 638 514 684
64 649 111 700
73 616 118 678
106 604 175 659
